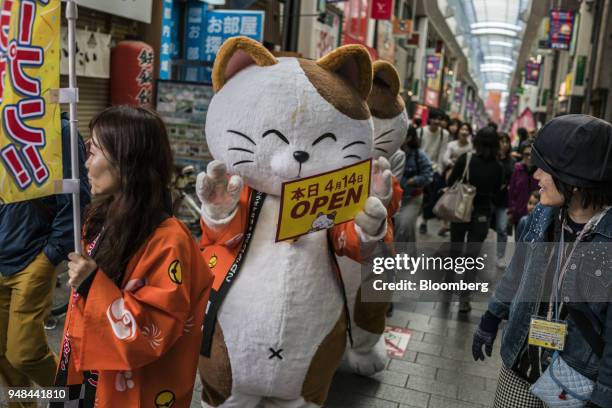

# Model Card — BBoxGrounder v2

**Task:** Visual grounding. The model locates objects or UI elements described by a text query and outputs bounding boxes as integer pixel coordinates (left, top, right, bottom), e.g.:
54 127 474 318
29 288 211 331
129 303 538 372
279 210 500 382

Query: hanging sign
425 55 440 78
371 0 393 20
549 9 575 50
276 160 371 242
524 61 541 86
0 0 61 204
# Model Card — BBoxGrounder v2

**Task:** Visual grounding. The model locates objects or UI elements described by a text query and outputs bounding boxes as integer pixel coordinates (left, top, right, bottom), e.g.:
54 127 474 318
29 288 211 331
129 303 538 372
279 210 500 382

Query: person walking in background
446 126 504 313
0 113 90 407
493 132 515 268
447 118 461 141
508 141 539 235
395 126 434 244
418 108 450 235
512 127 529 160
516 190 540 240
439 122 474 237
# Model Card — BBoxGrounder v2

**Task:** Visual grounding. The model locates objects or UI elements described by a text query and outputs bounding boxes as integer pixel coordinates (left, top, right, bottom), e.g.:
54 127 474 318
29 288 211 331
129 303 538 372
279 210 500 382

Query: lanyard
200 191 266 357
547 207 611 321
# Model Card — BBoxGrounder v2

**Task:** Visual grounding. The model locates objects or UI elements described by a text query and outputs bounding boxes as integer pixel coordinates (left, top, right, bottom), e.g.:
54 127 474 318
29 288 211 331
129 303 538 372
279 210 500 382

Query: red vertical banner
371 0 393 20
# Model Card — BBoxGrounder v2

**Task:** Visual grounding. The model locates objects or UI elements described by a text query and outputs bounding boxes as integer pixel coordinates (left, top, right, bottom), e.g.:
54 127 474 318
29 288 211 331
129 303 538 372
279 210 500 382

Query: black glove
472 311 501 361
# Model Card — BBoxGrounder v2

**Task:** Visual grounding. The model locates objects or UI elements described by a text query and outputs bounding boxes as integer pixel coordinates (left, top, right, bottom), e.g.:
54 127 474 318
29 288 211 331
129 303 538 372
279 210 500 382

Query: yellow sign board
0 0 61 204
276 159 371 242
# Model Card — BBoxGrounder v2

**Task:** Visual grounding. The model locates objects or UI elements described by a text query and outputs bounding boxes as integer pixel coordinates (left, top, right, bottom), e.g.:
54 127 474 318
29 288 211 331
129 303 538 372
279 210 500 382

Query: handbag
433 152 475 223
530 351 594 407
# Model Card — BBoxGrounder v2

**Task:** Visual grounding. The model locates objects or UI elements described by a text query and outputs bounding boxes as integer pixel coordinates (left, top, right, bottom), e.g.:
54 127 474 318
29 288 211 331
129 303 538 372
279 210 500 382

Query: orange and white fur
196 37 392 408
339 61 409 376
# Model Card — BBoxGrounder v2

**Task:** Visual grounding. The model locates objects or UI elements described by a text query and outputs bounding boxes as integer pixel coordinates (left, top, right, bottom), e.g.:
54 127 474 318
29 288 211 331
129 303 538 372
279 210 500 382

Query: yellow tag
528 317 567 351
276 160 371 242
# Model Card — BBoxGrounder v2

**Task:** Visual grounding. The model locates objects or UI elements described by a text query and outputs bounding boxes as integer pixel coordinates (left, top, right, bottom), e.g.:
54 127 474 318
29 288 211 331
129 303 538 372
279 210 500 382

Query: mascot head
205 37 374 196
367 61 408 160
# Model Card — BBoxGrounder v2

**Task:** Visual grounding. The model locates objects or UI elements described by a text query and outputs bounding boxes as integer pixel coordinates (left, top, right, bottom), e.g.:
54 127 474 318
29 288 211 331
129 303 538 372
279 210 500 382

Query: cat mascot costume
338 61 409 376
196 37 393 408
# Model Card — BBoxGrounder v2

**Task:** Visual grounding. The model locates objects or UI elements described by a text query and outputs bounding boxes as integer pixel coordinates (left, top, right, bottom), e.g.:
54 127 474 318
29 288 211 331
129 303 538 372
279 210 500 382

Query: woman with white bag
471 115 612 408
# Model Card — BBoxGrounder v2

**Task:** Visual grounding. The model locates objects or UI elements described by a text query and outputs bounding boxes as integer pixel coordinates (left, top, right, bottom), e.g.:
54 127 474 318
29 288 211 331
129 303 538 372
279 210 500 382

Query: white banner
65 0 153 23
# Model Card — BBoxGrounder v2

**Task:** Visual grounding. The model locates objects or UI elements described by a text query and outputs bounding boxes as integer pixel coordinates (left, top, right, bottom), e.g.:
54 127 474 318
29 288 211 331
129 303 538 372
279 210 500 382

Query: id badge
528 317 567 351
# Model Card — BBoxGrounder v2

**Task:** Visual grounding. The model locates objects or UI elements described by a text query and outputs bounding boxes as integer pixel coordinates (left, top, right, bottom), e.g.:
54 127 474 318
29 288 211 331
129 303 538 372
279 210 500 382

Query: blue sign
184 8 265 83
159 0 182 80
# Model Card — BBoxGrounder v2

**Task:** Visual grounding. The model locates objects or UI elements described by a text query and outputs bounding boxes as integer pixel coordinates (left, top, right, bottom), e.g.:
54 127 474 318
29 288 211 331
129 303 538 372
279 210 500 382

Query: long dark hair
473 126 499 161
84 106 173 280
498 132 511 158
402 125 420 150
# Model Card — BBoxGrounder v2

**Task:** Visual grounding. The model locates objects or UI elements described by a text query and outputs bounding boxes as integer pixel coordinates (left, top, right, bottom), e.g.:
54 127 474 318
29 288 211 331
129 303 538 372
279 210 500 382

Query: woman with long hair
446 126 504 312
53 106 212 407
508 141 539 235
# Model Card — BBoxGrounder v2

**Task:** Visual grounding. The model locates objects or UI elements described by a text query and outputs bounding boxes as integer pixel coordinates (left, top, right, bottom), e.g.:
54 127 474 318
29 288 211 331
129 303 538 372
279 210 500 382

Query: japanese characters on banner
185 6 264 83
376 20 394 62
392 18 413 36
524 61 541 86
0 0 61 204
276 160 371 242
159 0 182 80
371 0 393 20
549 9 575 50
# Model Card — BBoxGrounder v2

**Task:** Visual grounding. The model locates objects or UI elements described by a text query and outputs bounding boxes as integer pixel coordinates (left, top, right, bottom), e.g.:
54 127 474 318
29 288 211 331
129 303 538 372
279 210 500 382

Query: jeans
494 206 508 259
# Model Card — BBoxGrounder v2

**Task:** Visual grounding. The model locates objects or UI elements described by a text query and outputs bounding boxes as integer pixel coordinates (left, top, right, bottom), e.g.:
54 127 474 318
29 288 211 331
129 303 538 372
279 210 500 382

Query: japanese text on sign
0 0 61 204
276 160 371 242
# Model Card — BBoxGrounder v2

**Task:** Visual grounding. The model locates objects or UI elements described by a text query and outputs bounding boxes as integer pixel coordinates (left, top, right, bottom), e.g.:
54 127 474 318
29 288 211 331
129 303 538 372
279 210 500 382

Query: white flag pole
66 0 82 254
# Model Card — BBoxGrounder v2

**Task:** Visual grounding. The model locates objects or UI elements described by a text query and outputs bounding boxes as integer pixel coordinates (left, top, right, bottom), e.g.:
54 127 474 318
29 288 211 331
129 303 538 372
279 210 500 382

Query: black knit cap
531 114 612 188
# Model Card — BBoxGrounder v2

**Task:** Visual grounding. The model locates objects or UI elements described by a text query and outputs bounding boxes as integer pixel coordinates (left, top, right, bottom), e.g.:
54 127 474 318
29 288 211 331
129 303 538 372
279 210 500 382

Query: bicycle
171 164 202 239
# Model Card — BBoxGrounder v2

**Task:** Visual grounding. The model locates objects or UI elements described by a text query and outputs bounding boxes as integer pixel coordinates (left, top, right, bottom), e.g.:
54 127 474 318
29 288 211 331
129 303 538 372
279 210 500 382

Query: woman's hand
67 252 98 288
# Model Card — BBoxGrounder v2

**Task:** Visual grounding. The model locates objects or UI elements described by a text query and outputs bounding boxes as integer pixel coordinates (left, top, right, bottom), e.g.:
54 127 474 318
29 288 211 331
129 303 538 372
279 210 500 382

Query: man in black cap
471 114 612 408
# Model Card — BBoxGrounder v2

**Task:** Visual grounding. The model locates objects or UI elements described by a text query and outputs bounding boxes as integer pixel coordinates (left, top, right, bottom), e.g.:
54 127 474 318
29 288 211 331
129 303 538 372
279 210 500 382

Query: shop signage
524 61 540 86
549 9 575 50
1 0 61 203
184 7 264 83
371 0 393 20
69 0 153 24
159 0 182 80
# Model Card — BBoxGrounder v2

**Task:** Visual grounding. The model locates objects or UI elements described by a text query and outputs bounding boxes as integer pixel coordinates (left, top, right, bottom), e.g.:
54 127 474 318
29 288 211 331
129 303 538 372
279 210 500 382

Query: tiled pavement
34 220 504 408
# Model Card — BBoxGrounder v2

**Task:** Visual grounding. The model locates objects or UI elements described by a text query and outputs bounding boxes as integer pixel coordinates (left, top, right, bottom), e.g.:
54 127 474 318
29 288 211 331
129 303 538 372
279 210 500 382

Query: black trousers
450 215 489 300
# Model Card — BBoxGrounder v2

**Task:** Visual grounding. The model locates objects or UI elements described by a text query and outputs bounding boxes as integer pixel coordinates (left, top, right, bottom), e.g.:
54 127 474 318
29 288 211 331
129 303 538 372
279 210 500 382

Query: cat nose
293 151 310 164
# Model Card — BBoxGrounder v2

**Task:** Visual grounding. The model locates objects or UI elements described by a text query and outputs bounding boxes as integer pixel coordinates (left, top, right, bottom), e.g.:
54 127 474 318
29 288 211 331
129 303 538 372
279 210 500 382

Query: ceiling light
490 41 515 47
471 28 518 37
484 55 514 63
485 82 509 91
470 22 522 31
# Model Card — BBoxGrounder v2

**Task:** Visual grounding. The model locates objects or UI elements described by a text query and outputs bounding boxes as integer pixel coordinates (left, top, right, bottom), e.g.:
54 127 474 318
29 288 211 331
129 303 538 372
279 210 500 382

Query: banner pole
66 0 82 254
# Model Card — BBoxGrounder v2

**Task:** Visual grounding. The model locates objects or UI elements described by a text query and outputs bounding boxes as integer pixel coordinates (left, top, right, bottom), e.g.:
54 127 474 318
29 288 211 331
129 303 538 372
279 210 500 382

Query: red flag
371 0 393 20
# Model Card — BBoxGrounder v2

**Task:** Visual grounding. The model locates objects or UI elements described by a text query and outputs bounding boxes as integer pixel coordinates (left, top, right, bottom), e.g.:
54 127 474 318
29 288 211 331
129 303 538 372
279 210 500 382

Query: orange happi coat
382 176 403 244
57 218 212 408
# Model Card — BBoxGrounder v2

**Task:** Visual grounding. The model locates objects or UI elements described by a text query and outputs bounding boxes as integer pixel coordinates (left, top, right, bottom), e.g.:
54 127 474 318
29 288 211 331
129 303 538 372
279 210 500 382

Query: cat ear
316 45 372 100
212 36 278 93
372 61 400 96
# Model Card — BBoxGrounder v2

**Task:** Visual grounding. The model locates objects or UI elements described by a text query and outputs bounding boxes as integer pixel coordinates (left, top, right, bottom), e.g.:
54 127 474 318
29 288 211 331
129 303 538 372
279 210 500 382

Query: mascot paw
343 337 388 376
355 197 387 239
196 160 243 222
372 157 393 207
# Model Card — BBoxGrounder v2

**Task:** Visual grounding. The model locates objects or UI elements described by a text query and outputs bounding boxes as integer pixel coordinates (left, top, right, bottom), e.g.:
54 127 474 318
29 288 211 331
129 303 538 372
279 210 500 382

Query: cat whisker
375 148 388 153
228 147 255 154
342 141 366 150
375 140 393 145
228 130 256 145
375 129 394 140
233 160 254 166
344 154 361 160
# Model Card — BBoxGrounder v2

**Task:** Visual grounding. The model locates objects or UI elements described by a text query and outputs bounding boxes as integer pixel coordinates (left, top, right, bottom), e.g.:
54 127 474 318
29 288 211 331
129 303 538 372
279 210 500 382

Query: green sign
575 55 587 86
